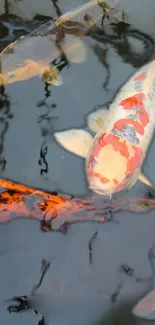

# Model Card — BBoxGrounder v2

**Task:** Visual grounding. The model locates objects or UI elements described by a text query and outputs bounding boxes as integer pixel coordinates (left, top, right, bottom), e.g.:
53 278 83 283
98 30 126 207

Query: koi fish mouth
89 185 112 198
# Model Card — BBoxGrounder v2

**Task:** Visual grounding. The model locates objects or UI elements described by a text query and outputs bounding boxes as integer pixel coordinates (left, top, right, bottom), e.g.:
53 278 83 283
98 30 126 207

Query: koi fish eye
89 157 96 167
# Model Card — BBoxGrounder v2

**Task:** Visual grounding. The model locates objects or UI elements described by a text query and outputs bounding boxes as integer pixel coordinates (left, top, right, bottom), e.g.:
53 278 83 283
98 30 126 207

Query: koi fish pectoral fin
61 36 87 64
53 129 93 158
138 173 153 188
87 107 109 133
133 290 155 320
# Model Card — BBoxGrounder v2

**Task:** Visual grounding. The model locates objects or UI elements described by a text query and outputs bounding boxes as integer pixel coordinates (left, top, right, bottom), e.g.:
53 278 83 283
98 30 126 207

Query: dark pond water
0 0 155 324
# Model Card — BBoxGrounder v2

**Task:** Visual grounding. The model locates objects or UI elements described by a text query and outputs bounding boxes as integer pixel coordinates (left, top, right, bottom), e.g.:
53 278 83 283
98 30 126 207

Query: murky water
0 0 155 324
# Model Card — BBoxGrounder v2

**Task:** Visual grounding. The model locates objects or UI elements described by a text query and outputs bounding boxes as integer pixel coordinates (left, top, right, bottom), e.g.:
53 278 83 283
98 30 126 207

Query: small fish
0 0 119 85
54 60 155 197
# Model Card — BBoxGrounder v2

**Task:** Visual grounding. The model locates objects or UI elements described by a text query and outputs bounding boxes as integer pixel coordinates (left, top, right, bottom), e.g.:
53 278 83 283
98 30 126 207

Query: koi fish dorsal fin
133 290 155 320
54 129 93 158
87 107 109 133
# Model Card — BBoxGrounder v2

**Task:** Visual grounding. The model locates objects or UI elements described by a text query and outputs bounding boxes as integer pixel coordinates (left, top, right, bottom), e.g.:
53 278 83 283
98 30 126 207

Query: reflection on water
0 0 40 50
36 52 70 178
6 241 155 325
38 141 48 176
51 0 62 17
0 1 155 325
0 85 13 171
88 19 154 73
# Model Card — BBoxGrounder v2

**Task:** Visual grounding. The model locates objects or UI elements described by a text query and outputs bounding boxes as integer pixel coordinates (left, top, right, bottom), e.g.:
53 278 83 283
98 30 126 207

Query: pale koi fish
132 243 155 320
0 0 119 86
54 60 155 197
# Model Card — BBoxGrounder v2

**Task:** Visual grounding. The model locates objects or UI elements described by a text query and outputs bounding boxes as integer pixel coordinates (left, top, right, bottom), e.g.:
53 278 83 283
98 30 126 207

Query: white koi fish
54 60 155 196
0 0 119 85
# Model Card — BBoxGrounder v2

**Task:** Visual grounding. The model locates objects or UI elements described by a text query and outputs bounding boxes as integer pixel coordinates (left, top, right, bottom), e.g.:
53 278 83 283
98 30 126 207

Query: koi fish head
86 131 143 196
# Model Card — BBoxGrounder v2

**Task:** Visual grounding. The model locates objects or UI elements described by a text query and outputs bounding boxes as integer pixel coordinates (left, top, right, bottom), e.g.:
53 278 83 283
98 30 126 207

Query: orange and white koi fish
0 0 119 85
54 60 155 197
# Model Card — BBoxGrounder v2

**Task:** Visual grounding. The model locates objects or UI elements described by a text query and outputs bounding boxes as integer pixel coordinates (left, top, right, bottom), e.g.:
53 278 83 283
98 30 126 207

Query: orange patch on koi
113 179 119 185
102 134 143 174
116 93 150 135
127 145 143 173
134 72 147 81
6 60 43 84
114 118 145 135
99 134 130 159
120 93 150 125
89 171 110 184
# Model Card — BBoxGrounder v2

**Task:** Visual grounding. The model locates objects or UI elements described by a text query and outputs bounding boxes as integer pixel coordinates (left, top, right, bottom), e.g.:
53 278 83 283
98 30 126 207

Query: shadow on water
0 85 13 171
5 242 155 325
0 0 155 325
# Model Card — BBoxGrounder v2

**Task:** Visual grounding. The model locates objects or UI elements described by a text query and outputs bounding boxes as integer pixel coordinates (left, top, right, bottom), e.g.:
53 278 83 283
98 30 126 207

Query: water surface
0 1 155 324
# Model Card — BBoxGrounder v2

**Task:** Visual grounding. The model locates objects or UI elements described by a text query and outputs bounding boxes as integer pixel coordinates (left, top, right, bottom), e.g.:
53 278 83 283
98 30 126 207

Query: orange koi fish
0 178 102 231
0 178 155 231
54 60 155 197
